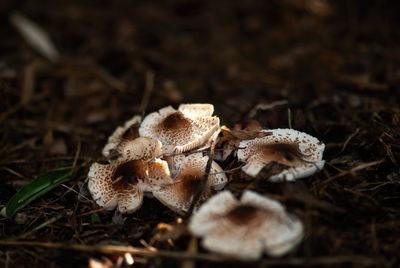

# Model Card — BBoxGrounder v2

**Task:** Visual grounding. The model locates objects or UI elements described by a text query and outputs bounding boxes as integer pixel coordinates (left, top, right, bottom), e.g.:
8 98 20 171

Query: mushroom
188 190 304 260
152 153 228 214
237 128 325 181
102 115 141 158
88 159 172 213
139 104 220 154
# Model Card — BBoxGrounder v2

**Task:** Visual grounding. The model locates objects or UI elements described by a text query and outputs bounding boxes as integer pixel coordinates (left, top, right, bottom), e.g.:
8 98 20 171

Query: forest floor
1 0 400 267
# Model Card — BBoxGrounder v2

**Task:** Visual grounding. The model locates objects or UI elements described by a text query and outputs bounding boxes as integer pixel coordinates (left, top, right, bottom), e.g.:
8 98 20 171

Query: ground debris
1 0 400 267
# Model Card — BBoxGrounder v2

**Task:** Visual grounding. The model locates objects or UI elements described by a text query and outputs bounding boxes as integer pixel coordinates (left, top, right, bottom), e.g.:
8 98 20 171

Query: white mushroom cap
177 103 214 117
113 137 163 164
152 153 228 214
237 128 325 181
163 154 186 179
88 163 119 210
138 104 220 154
102 115 141 158
188 190 304 260
88 158 172 213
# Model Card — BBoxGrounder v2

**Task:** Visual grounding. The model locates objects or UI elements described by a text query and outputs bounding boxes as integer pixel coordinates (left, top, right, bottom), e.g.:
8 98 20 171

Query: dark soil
1 0 400 267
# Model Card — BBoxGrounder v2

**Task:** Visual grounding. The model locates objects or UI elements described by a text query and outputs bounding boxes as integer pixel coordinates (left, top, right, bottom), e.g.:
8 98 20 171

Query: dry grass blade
17 213 65 239
10 12 60 62
312 160 384 190
140 70 155 114
248 100 288 118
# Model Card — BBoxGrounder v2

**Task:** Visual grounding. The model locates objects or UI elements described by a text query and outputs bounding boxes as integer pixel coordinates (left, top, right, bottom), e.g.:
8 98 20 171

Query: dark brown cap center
226 204 260 225
262 143 304 164
162 111 191 130
112 160 146 190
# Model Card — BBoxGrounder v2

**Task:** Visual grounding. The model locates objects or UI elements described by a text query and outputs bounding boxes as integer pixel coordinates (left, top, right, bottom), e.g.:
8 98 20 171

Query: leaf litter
1 0 400 267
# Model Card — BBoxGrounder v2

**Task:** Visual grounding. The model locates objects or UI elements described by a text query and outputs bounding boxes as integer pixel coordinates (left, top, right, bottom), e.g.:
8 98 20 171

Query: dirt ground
1 0 400 267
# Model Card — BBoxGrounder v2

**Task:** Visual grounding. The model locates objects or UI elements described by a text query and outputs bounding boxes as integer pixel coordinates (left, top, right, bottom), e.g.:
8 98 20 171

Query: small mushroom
102 115 141 158
88 158 172 213
139 104 220 154
237 128 325 181
188 190 304 260
152 153 228 214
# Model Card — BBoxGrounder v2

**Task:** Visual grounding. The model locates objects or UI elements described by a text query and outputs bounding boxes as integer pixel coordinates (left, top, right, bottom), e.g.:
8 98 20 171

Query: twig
0 156 91 166
0 240 384 265
259 255 382 266
17 213 65 239
337 128 360 155
77 208 106 217
0 102 25 124
248 100 288 118
20 60 44 105
1 167 30 179
287 107 292 129
60 184 93 203
378 136 398 166
187 141 215 216
72 140 81 170
181 236 198 268
311 160 384 190
91 66 126 92
0 240 226 262
140 70 155 114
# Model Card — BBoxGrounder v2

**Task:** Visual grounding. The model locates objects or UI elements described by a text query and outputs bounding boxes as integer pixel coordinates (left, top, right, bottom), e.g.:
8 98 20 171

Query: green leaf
91 214 101 223
1 167 75 218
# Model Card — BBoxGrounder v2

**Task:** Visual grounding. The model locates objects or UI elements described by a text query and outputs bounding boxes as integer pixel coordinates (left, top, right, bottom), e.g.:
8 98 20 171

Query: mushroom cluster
88 104 227 214
87 102 326 260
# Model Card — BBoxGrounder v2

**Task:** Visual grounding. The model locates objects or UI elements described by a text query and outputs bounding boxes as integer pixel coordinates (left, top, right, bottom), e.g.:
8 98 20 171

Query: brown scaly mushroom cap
138 104 220 154
188 190 304 260
111 137 163 164
152 153 228 214
88 158 172 213
237 128 325 181
102 115 141 158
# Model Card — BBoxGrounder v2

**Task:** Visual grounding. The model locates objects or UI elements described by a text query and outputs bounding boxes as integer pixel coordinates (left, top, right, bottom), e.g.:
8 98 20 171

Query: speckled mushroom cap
102 115 141 158
111 137 163 164
237 129 325 181
152 153 228 214
138 104 220 154
88 158 172 213
178 103 214 117
188 190 304 260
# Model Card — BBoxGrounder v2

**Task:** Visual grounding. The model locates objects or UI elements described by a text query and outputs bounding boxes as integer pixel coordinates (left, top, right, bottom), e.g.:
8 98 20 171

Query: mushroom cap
188 190 304 260
163 154 186 179
88 162 142 213
138 104 220 154
237 128 325 181
113 137 163 164
102 115 141 158
152 153 228 214
177 103 214 117
88 163 119 210
88 158 172 213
